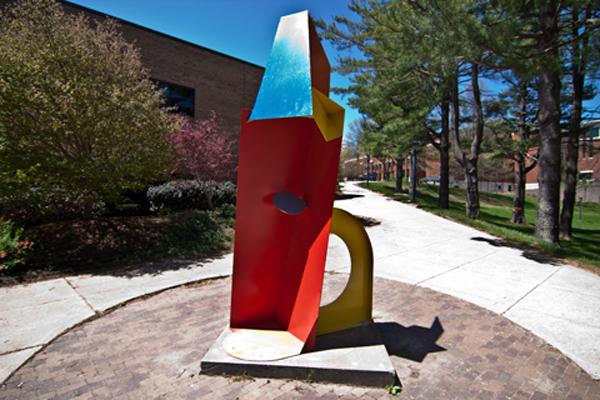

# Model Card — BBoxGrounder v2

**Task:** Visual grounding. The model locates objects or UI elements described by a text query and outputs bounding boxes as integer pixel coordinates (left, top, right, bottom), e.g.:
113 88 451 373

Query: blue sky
67 0 362 132
67 0 599 134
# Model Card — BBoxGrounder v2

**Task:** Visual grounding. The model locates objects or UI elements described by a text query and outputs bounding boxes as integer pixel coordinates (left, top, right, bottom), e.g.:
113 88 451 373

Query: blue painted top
249 11 313 120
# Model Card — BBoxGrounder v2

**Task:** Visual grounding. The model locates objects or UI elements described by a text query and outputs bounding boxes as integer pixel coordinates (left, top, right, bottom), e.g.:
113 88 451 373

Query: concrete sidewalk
1 180 599 383
327 181 600 379
0 254 233 383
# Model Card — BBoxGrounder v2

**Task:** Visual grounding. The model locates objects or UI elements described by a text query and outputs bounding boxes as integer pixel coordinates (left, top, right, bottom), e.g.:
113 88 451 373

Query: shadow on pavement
335 193 365 200
76 255 228 278
315 317 446 363
0 252 229 287
470 236 563 266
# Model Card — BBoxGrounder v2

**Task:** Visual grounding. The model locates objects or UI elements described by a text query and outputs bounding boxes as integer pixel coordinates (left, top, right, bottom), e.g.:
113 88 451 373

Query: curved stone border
2 275 598 399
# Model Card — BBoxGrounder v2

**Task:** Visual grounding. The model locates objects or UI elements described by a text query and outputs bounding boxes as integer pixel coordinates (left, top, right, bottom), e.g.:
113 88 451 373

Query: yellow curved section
311 87 344 142
317 208 373 336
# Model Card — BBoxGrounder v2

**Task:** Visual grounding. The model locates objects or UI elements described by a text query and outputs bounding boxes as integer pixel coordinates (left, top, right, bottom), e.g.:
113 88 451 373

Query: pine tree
560 2 598 240
486 74 539 224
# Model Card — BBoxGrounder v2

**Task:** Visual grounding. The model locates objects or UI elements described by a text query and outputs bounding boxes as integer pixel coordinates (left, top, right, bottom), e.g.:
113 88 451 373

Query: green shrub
162 210 229 255
0 0 176 217
146 180 236 212
2 187 106 224
216 203 236 227
0 220 33 272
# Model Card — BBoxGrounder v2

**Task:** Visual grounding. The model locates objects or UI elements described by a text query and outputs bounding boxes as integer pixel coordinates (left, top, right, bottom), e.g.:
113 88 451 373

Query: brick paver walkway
2 275 598 400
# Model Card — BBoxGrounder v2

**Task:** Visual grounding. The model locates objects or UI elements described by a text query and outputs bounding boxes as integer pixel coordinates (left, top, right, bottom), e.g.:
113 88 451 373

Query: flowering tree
168 112 235 182
0 0 176 216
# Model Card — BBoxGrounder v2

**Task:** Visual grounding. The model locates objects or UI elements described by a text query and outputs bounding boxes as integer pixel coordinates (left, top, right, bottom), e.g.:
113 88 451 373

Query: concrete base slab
201 324 397 387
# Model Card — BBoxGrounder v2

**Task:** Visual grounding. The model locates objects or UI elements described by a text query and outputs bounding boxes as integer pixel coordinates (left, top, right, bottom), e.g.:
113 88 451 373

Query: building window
584 126 599 140
579 171 593 181
154 79 195 117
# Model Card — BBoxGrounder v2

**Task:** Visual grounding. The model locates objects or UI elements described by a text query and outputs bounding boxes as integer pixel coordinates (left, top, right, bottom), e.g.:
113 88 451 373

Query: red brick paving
1 274 599 399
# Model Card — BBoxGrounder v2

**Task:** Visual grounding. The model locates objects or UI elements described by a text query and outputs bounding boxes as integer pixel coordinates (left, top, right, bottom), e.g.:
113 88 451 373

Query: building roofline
61 0 265 71
583 119 600 127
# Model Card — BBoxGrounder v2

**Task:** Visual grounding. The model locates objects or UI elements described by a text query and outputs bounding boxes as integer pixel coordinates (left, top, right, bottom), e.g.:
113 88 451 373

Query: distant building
347 120 600 202
526 120 600 202
342 156 398 181
0 0 264 136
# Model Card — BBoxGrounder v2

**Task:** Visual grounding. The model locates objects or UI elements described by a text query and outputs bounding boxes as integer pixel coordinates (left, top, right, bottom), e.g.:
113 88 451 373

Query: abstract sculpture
225 11 373 361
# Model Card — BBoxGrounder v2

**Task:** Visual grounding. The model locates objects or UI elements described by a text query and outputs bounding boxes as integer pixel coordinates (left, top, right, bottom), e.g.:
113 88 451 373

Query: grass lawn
358 181 600 270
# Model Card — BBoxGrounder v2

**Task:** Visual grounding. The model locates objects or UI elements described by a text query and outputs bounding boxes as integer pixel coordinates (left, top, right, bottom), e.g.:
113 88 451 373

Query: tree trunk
450 70 463 167
449 65 482 219
560 5 591 240
439 94 450 209
410 148 417 202
560 91 581 240
512 155 527 224
465 158 480 218
395 157 404 192
465 63 483 219
534 1 562 245
366 154 371 185
383 158 389 181
512 82 529 224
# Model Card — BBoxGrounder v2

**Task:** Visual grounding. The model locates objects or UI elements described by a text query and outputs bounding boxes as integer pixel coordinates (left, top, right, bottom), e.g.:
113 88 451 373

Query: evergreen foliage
322 0 599 244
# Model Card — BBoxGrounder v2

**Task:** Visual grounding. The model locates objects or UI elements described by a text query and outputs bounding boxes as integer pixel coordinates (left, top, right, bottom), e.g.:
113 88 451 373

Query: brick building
526 121 600 185
526 120 600 202
347 120 600 200
0 0 264 136
342 156 399 181
345 144 516 193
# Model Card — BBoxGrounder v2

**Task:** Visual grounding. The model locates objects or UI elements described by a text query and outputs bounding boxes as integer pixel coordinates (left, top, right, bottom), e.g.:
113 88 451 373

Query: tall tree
486 75 539 224
406 0 598 243
449 64 485 218
323 0 599 242
560 2 597 239
438 92 451 209
511 81 537 224
319 0 454 204
534 0 563 244
348 117 383 182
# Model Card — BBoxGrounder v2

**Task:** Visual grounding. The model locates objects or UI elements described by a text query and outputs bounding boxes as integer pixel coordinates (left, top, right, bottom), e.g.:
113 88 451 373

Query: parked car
419 176 440 185
358 172 378 181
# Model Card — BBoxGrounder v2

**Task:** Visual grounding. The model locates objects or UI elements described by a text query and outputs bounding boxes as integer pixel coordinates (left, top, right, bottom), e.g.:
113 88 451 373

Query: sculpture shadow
315 317 445 363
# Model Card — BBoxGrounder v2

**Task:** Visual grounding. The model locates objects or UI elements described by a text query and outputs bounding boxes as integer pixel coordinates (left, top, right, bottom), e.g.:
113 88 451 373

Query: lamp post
410 146 418 202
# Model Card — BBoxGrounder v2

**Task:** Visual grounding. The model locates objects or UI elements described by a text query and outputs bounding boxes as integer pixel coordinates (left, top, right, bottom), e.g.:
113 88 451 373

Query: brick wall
526 139 600 184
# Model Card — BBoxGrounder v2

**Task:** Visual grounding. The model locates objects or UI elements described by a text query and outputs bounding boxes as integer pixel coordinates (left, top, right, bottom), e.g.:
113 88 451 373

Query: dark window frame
153 79 195 117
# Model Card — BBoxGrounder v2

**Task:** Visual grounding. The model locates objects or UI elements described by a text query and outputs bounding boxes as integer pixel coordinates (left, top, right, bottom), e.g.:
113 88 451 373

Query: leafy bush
162 210 229 255
215 203 236 227
0 0 176 218
2 187 106 224
0 220 33 272
146 180 236 212
168 112 235 181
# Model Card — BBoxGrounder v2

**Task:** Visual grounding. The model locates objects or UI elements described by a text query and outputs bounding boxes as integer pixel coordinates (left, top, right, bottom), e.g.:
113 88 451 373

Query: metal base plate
222 328 304 361
201 325 397 387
